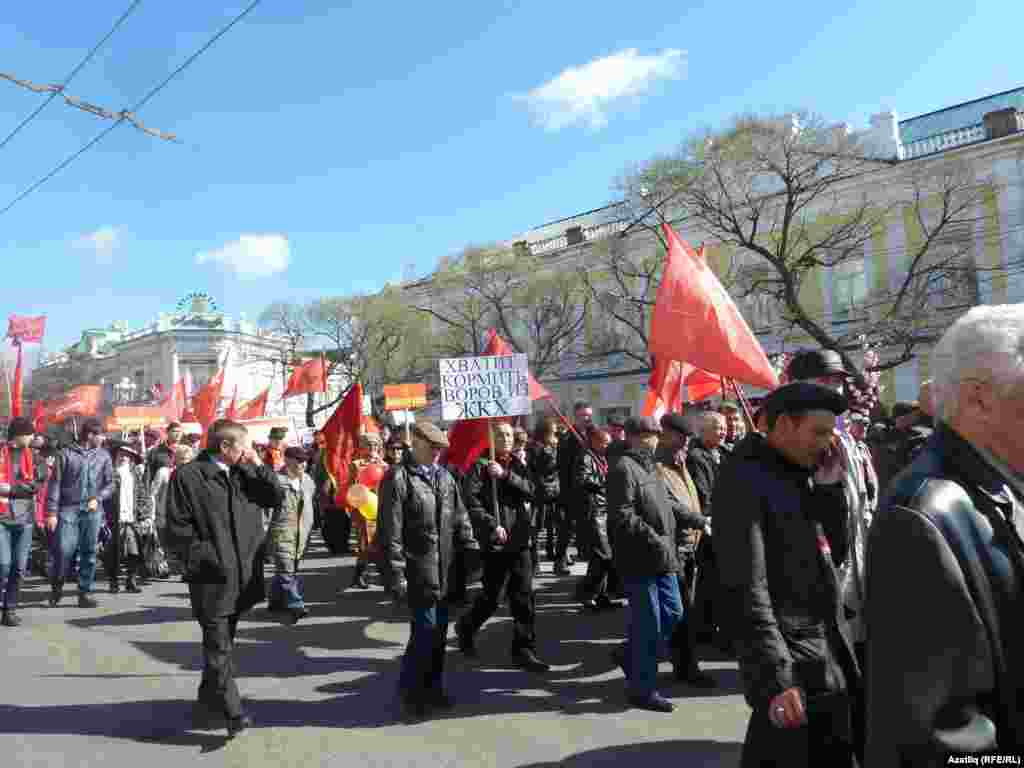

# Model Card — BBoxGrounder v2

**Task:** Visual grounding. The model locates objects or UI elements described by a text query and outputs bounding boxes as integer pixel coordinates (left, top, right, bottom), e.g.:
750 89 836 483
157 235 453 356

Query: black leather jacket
865 424 1024 766
464 456 534 552
528 443 560 504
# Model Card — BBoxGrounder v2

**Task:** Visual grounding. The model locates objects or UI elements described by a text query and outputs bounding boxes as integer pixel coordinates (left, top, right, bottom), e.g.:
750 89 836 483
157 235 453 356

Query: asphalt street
0 535 749 767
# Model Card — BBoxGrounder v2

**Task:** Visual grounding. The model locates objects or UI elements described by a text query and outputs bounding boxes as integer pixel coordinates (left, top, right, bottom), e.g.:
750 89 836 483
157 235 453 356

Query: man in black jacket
865 305 1024 766
554 402 594 574
166 419 284 738
714 384 860 768
456 421 550 672
686 410 727 515
378 421 479 722
607 416 708 713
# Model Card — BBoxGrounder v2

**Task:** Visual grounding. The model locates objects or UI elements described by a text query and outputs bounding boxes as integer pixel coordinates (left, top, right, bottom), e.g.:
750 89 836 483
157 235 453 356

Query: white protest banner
439 353 532 421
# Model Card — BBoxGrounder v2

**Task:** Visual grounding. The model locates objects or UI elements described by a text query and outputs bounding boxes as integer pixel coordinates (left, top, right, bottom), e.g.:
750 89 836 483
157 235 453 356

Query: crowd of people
1 303 1022 765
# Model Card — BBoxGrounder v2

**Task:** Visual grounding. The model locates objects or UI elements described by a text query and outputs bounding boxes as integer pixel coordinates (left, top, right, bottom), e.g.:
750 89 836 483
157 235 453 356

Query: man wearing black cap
267 446 316 625
0 417 47 626
378 421 479 721
46 416 113 608
456 421 550 673
607 416 709 712
785 348 874 665
714 383 861 767
656 413 716 688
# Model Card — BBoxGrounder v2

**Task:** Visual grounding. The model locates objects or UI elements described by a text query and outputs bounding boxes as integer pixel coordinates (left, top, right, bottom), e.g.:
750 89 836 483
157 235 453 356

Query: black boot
125 570 142 594
350 562 369 590
48 583 63 608
1 609 21 627
109 580 120 594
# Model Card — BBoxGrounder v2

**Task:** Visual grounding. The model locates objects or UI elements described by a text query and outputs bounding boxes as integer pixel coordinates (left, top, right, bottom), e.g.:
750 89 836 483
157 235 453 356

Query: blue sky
0 0 1020 357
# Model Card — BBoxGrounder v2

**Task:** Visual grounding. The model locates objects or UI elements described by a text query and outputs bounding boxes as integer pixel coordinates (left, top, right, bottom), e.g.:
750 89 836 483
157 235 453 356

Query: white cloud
73 226 122 264
195 233 291 279
518 48 686 132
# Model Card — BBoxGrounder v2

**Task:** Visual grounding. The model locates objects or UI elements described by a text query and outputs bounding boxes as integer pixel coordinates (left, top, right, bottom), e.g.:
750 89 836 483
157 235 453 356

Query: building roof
899 85 1024 158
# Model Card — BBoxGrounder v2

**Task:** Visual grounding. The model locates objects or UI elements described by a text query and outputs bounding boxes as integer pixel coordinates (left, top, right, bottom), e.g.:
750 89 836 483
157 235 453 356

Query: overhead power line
0 0 144 152
0 0 264 220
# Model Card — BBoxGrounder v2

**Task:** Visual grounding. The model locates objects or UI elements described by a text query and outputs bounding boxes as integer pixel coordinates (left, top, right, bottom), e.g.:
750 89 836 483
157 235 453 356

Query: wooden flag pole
729 379 756 431
488 420 500 523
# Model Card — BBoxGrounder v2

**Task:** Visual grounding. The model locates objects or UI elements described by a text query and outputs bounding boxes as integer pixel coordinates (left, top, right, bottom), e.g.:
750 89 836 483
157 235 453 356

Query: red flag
40 385 102 424
321 383 363 505
31 400 46 433
11 343 23 418
225 385 239 420
684 368 725 402
6 315 46 343
283 357 327 399
236 388 270 420
444 329 543 473
191 369 225 432
649 224 778 390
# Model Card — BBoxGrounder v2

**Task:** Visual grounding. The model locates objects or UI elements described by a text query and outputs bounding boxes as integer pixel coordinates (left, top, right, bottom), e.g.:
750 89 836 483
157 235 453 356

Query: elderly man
267 446 316 625
166 419 284 737
865 305 1024 765
715 383 862 767
608 417 708 712
378 422 479 721
687 411 728 516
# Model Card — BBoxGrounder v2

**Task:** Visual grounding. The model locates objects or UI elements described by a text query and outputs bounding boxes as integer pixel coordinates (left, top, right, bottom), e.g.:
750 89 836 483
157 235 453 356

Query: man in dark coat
574 428 617 610
554 402 594 574
686 410 727 515
378 421 479 721
165 419 283 738
714 383 861 767
456 421 550 673
865 305 1024 765
607 416 708 713
870 401 933 498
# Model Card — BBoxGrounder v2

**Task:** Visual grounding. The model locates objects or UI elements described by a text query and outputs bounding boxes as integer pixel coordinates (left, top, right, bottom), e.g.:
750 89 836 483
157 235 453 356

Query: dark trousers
579 555 618 600
460 549 536 651
670 570 698 671
398 600 449 699
0 522 32 611
534 502 557 560
198 614 243 719
107 523 139 587
555 503 575 561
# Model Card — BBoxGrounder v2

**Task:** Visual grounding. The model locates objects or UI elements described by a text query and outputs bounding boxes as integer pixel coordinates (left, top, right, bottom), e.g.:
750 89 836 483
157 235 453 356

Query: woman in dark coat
528 418 561 568
165 419 283 737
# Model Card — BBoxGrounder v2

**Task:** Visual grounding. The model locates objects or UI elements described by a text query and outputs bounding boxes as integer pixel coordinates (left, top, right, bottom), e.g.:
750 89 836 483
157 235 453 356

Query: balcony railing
528 220 627 256
901 123 986 159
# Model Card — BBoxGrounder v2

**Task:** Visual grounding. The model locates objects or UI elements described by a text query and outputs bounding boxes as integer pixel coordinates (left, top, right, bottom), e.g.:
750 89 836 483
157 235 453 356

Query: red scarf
0 444 35 517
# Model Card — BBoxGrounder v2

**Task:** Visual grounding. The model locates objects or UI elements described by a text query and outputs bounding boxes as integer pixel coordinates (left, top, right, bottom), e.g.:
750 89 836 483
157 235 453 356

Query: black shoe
511 648 550 673
226 714 253 738
628 692 675 713
455 621 477 657
580 597 599 612
1 610 21 627
78 594 99 609
285 606 309 626
351 565 370 590
428 689 455 709
595 595 619 612
109 583 120 594
681 669 717 689
191 701 226 729
398 695 429 723
48 588 63 608
125 581 142 594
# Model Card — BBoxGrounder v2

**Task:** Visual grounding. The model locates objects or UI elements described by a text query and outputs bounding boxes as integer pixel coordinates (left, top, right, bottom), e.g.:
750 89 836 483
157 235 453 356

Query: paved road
0 536 749 768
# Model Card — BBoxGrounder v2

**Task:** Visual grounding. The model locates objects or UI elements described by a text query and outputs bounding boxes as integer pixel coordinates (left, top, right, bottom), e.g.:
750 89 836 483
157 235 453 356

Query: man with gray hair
865 305 1024 765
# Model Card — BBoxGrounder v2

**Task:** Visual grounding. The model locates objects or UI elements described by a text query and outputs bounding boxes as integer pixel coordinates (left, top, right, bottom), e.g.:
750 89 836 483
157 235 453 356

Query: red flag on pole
31 399 46 433
649 224 778 390
191 369 225 433
283 357 328 399
444 329 547 473
5 315 46 343
236 388 270 420
11 343 23 418
321 383 363 505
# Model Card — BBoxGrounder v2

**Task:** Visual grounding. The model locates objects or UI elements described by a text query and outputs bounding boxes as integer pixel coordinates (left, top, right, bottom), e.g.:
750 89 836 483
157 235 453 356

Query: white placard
389 410 415 426
439 353 532 421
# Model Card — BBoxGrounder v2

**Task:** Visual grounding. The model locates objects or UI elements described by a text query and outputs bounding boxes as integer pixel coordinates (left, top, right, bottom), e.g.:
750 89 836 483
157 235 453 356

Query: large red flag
41 385 102 424
31 399 46 433
236 387 270 420
11 343 23 418
649 224 778 390
283 356 328 399
191 369 225 432
444 329 547 473
321 383 363 505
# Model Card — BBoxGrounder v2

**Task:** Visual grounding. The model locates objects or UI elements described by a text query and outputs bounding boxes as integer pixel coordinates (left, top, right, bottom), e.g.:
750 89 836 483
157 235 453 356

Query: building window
832 258 868 327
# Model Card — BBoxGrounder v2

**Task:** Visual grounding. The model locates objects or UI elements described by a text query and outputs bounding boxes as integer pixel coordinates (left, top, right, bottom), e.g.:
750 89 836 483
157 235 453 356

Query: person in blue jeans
0 417 46 627
267 446 315 625
378 422 479 722
45 418 113 608
607 416 709 713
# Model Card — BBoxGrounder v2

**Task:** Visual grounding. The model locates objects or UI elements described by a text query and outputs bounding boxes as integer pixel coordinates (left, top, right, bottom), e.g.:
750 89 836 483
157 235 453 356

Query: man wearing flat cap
714 383 862 767
656 413 716 688
378 421 479 721
607 416 709 712
267 446 316 625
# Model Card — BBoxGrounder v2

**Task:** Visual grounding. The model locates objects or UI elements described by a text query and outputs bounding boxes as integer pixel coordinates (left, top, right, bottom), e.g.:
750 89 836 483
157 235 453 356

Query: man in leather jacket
378 421 479 722
865 305 1024 766
715 383 861 767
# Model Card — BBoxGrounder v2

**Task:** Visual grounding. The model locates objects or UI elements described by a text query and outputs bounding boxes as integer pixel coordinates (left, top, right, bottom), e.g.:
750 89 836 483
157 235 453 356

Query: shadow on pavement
516 740 743 768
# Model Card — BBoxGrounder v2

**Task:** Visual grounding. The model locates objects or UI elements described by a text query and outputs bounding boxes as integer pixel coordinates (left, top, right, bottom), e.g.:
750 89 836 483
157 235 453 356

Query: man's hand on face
241 448 262 466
